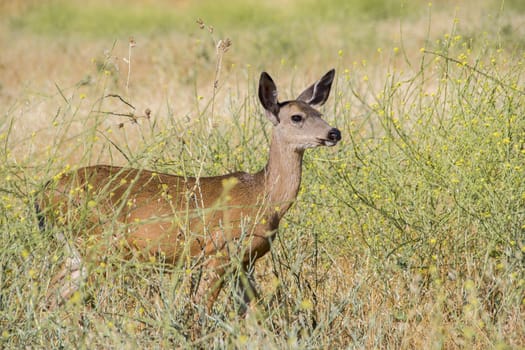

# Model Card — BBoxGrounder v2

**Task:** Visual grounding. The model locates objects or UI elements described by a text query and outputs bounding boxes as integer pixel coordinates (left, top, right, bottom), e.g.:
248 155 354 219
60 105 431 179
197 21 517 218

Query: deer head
258 69 341 151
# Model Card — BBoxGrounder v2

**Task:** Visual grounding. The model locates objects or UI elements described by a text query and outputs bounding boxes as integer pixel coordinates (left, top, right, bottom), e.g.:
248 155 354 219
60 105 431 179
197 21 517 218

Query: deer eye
291 114 303 123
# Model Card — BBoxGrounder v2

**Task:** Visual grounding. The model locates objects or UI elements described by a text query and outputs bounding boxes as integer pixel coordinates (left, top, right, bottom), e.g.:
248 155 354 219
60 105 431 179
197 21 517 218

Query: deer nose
328 128 341 142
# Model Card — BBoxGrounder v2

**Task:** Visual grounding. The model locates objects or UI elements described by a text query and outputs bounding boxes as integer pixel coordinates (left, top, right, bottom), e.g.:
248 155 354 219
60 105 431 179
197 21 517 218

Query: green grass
1 0 524 348
7 0 415 37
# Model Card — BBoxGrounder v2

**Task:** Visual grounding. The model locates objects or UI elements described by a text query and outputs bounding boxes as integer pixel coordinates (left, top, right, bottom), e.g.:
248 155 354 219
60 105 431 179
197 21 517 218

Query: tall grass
312 30 525 348
1 0 524 348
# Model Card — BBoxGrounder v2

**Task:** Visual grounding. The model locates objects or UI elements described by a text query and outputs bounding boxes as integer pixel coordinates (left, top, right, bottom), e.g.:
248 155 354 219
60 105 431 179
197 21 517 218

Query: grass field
1 0 524 348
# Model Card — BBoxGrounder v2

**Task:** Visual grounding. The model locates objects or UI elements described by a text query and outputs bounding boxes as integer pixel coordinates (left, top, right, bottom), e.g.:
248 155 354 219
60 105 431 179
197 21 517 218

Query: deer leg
236 262 259 315
192 256 227 313
190 256 227 340
47 237 87 309
192 228 231 313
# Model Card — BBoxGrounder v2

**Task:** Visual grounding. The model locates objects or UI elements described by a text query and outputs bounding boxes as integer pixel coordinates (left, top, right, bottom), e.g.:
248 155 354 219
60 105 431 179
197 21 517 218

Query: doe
38 69 341 313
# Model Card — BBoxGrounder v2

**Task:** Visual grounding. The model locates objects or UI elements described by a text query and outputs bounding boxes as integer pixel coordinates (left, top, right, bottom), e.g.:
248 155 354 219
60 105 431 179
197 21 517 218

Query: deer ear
297 69 335 107
259 72 280 125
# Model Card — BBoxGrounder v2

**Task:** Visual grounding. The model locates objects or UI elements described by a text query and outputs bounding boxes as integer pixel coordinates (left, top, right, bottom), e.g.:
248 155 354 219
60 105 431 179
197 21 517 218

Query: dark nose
328 128 342 142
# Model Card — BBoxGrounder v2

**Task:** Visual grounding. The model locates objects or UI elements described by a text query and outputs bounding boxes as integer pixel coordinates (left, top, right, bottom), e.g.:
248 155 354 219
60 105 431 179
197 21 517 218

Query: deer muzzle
324 128 342 146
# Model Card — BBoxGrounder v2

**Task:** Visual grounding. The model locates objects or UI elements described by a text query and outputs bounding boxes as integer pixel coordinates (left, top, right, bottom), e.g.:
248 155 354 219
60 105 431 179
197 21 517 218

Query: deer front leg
47 239 87 309
190 255 227 340
192 255 227 313
236 262 259 315
191 228 231 313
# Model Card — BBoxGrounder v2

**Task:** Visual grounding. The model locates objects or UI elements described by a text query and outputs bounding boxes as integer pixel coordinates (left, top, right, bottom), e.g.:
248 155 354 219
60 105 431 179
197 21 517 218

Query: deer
37 69 341 316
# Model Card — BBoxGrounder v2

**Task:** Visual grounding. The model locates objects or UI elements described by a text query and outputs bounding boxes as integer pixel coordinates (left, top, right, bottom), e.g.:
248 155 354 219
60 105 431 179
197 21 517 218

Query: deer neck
260 132 304 220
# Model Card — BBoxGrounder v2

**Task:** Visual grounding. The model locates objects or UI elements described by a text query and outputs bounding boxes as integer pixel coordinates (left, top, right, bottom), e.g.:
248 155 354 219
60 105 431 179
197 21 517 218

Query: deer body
39 70 341 312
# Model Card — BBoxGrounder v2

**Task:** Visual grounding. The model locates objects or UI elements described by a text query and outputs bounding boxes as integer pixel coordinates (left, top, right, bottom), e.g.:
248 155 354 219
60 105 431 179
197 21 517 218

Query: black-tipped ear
297 69 335 107
258 72 280 125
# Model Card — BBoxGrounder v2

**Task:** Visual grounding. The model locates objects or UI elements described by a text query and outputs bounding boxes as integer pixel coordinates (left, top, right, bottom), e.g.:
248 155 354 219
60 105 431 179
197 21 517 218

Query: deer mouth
317 138 339 147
